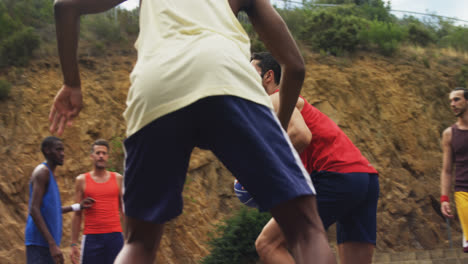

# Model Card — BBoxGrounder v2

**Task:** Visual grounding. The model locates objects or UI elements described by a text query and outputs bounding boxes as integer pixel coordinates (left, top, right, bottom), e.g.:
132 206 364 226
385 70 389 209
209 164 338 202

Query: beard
455 108 466 117
95 162 107 170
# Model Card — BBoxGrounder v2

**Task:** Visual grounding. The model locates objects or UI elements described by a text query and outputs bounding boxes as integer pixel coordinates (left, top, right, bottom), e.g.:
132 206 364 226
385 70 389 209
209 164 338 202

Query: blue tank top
25 162 62 247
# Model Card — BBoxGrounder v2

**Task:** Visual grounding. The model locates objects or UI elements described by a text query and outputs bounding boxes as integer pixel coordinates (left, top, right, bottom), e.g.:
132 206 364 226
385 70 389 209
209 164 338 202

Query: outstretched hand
80 197 95 209
49 84 83 135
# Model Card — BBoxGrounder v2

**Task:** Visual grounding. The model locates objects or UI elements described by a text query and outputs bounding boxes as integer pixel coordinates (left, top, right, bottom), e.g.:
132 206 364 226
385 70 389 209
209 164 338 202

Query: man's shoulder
111 171 123 179
442 126 453 137
31 163 50 180
76 173 87 182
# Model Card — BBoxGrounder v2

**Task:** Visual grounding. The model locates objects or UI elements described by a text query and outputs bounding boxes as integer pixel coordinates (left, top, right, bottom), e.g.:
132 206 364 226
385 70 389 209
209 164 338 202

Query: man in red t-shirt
70 139 124 264
251 52 379 264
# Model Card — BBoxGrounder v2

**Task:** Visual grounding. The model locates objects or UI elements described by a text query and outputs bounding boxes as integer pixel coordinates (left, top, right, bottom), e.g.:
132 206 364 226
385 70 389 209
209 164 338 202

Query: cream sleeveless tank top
124 0 272 136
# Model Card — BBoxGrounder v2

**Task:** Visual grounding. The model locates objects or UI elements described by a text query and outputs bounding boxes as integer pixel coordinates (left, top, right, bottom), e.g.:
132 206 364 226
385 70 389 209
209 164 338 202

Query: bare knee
271 195 326 243
125 216 165 252
255 235 273 258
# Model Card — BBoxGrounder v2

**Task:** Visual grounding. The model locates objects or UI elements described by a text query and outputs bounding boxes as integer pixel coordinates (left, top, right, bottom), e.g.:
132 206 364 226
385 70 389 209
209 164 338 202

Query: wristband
71 203 81 212
440 195 449 203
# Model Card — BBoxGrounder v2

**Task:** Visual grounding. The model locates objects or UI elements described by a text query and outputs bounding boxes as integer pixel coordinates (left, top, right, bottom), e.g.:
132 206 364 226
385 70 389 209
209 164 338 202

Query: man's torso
83 172 122 234
452 124 468 192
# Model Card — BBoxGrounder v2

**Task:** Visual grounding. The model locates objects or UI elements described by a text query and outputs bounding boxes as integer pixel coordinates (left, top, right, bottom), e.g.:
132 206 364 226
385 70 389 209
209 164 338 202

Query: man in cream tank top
51 0 336 263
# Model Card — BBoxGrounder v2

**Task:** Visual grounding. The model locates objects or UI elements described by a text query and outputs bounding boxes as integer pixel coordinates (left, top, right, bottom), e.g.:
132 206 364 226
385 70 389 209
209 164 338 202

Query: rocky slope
0 48 467 263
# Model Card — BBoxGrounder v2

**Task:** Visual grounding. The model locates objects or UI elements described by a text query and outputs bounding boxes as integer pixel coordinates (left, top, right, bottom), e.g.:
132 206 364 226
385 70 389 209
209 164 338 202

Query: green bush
439 27 468 52
0 26 40 67
240 19 266 53
200 208 271 264
0 79 12 100
406 22 436 47
0 4 21 40
82 12 124 44
299 10 368 55
456 65 468 88
359 20 406 56
277 7 312 37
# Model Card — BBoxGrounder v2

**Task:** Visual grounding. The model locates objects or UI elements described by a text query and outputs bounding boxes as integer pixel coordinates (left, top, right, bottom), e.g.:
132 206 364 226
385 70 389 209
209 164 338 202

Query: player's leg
26 245 54 264
271 195 335 264
336 173 379 264
114 217 164 263
463 234 468 252
338 242 374 264
199 96 335 264
454 192 468 252
117 105 197 263
104 232 124 264
255 218 294 264
81 234 105 264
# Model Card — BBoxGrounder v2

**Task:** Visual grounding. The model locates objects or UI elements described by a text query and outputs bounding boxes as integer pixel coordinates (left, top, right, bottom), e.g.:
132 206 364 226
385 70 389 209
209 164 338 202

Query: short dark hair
91 139 109 153
41 136 62 156
251 52 281 85
453 87 468 99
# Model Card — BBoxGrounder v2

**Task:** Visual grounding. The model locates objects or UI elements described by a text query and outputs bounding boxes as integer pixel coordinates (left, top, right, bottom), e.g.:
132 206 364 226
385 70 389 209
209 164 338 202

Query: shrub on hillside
299 11 368 55
240 19 266 53
0 79 12 100
439 27 468 52
82 12 123 44
277 7 312 37
200 208 271 264
406 22 436 47
0 3 21 41
0 26 40 67
9 0 54 28
359 20 406 56
456 65 468 88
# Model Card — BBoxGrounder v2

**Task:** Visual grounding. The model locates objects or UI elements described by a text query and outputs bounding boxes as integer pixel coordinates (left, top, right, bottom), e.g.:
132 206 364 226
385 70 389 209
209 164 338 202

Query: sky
118 0 468 26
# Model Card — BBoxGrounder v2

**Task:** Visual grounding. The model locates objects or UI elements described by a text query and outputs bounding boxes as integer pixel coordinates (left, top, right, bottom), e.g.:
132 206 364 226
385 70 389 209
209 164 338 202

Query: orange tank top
83 172 122 234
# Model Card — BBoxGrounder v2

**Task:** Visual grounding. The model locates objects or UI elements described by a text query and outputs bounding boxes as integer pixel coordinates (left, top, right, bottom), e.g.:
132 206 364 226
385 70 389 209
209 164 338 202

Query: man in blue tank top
25 137 95 264
440 87 468 252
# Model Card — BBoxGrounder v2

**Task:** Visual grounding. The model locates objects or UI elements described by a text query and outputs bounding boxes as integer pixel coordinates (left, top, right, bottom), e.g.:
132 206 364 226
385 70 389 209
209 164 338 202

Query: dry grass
403 45 468 60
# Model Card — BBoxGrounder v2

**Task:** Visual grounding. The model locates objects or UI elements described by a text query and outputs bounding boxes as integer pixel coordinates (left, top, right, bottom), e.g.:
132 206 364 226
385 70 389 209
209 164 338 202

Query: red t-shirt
83 172 123 234
299 97 378 174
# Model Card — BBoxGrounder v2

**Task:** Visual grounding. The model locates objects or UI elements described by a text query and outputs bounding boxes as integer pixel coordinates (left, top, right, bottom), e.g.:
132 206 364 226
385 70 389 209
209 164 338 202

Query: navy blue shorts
81 232 123 264
26 245 54 264
310 171 379 245
123 96 315 223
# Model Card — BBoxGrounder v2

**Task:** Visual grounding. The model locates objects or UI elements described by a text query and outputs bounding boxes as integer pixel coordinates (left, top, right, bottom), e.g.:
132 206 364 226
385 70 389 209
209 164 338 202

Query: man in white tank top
50 0 336 263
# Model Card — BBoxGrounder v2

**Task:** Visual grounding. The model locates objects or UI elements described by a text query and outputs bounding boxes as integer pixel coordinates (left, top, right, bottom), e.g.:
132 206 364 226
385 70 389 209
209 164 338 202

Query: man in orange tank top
70 139 124 264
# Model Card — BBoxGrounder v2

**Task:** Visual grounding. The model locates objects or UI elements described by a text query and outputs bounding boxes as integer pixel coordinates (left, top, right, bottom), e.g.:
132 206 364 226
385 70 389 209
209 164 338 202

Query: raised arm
270 93 311 154
50 0 126 135
29 167 64 264
243 0 305 129
440 127 454 218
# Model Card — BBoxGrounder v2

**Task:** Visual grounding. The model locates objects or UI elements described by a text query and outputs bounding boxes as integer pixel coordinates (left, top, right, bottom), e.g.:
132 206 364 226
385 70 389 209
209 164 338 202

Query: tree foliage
200 208 271 264
0 79 12 100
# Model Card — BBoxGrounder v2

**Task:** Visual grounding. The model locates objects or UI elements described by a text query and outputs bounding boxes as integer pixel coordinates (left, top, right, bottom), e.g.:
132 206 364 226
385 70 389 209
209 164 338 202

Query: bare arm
440 127 454 218
29 167 64 264
270 93 311 154
70 175 85 264
116 173 126 238
50 0 126 135
243 0 305 130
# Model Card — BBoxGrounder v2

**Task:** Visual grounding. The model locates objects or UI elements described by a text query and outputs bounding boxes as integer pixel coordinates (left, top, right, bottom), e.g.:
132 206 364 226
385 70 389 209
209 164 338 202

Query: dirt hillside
0 48 467 263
